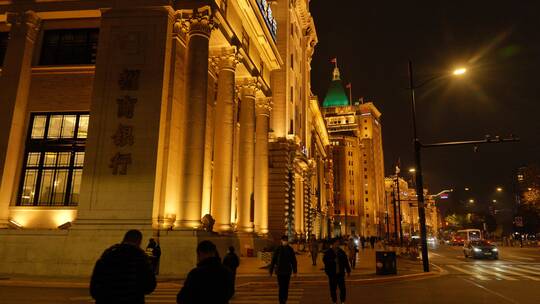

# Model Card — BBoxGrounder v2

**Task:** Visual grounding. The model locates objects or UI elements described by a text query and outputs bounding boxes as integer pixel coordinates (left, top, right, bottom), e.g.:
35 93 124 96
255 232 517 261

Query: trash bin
376 251 397 275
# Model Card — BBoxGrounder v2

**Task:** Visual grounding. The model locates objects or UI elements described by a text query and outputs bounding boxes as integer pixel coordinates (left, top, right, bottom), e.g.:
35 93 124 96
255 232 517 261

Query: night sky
309 1 540 210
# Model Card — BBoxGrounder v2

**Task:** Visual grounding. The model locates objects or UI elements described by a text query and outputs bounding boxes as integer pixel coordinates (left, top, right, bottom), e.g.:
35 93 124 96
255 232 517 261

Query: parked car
463 240 498 259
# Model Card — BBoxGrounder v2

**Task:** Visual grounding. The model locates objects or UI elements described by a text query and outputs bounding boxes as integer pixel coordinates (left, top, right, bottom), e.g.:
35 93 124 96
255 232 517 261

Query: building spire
330 57 340 80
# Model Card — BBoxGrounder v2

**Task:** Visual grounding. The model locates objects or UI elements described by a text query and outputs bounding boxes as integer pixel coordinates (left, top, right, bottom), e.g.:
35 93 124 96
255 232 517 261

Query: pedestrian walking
309 235 319 266
90 229 156 304
269 235 298 304
222 246 240 292
145 238 161 275
369 236 376 249
177 240 234 304
360 236 366 250
323 238 351 304
346 237 357 269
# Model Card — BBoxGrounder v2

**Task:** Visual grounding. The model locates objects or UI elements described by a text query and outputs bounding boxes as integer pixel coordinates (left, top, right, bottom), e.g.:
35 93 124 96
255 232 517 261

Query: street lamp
408 61 466 272
453 67 467 75
496 187 503 192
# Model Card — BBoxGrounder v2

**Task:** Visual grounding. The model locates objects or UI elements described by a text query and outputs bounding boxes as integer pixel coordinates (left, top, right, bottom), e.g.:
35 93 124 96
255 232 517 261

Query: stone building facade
0 0 331 277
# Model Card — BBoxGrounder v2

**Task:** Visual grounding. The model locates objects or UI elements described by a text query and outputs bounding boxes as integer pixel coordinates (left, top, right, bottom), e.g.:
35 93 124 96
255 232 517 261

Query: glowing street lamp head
496 187 503 192
453 67 467 76
468 199 475 203
409 168 416 173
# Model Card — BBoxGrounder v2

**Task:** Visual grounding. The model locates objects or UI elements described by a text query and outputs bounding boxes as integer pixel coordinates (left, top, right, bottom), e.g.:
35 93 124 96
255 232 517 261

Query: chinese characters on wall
109 69 140 175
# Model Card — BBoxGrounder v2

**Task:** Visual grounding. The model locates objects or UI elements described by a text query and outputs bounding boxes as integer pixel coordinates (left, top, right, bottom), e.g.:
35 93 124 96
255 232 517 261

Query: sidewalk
236 245 424 279
0 246 435 288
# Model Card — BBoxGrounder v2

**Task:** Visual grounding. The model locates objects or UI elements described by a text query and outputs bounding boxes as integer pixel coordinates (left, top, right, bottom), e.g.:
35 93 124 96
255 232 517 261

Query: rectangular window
242 28 250 54
39 28 99 65
0 32 8 66
18 113 88 206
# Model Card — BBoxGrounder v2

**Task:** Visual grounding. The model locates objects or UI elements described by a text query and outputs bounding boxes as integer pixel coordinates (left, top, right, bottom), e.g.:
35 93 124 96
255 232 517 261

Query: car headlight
492 248 498 252
473 247 482 252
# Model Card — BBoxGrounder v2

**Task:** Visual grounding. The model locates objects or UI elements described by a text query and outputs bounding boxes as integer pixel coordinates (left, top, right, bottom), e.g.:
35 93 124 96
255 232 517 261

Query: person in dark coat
222 246 240 292
146 238 161 275
177 240 234 304
323 238 351 304
370 236 376 249
309 235 319 266
90 229 156 304
269 235 298 304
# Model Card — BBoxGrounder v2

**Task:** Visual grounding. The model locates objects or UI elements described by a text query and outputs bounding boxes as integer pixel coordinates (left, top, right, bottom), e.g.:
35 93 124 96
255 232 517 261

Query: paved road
302 245 540 304
1 245 539 303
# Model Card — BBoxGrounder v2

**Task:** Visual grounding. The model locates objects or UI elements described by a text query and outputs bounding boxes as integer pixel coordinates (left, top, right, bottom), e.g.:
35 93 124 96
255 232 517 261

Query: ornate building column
177 7 217 228
254 97 272 234
237 78 259 233
0 11 41 227
209 47 240 232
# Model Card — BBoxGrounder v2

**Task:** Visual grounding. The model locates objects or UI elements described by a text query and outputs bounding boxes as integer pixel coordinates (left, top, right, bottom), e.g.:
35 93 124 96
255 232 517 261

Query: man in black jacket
90 229 156 304
177 240 234 304
323 238 351 304
222 246 240 292
269 235 298 304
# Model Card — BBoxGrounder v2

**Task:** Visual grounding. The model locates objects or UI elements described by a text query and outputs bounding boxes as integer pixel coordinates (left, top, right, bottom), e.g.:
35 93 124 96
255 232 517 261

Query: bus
453 229 482 245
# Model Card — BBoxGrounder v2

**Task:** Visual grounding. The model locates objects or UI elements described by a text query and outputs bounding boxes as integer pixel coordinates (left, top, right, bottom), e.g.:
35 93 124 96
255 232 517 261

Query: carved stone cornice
209 47 242 73
255 97 273 117
176 5 218 39
236 77 261 98
6 11 42 42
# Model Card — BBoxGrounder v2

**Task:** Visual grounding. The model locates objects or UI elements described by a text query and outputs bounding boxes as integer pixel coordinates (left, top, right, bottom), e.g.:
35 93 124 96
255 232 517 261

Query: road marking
491 266 540 281
446 265 490 280
502 265 540 277
471 265 518 281
71 287 304 304
504 255 535 261
514 264 540 272
462 278 520 304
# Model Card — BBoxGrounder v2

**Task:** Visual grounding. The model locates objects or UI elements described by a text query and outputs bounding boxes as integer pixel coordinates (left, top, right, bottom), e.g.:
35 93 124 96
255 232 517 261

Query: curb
0 264 443 289
238 266 442 287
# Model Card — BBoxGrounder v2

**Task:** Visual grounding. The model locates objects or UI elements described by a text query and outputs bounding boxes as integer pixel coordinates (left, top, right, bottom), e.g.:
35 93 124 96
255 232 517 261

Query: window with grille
18 113 89 206
0 32 8 66
39 28 99 65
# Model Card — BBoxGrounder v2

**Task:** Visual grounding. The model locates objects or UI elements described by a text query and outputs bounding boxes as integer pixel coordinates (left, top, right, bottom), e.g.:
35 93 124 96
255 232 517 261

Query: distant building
384 177 442 240
516 164 540 208
321 64 386 237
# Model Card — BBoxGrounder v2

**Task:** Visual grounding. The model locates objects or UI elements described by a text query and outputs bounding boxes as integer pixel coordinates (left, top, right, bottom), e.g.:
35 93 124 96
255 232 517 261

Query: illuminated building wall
0 0 320 277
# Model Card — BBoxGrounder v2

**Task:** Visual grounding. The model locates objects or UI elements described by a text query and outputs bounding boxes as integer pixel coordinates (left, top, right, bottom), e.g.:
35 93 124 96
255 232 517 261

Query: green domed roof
322 67 349 107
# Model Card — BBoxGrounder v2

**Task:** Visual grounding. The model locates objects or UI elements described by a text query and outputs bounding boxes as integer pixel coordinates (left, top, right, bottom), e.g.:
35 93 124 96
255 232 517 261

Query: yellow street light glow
453 68 467 75
496 187 503 192
465 187 470 191
468 199 475 203
409 168 416 173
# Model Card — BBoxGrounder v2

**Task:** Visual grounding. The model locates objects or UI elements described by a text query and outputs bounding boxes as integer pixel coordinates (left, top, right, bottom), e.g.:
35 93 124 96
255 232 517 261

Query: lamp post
407 61 467 272
407 61 518 272
408 60 431 272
